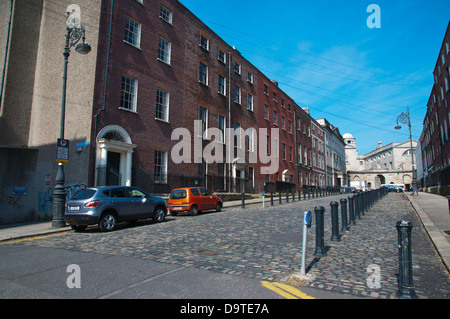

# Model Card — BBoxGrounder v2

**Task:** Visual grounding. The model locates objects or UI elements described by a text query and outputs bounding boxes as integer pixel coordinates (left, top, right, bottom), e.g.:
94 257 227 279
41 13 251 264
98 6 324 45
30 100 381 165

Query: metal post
348 195 356 225
241 192 245 208
262 191 265 208
314 206 326 257
279 191 282 205
340 198 349 232
292 189 295 202
396 220 417 299
298 189 301 201
300 211 312 275
271 192 274 206
286 190 289 203
360 191 365 216
330 201 340 241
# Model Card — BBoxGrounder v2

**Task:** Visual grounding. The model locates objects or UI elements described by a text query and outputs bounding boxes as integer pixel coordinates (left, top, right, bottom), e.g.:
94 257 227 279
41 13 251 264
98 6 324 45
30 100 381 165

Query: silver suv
64 186 167 232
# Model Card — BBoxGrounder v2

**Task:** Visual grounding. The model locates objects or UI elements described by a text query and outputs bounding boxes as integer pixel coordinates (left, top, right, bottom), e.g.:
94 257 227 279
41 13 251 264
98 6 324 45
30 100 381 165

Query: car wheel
189 205 198 216
152 206 166 223
98 212 117 232
215 202 222 212
71 225 87 232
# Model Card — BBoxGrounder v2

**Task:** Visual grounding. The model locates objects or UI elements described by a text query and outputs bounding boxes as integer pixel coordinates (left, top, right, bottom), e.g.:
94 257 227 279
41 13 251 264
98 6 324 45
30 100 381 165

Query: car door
127 187 154 218
109 187 134 219
199 188 215 210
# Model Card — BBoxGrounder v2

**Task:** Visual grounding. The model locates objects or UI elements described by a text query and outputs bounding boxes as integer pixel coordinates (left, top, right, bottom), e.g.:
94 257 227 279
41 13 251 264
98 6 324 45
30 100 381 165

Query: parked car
382 185 399 192
168 187 223 216
64 186 167 232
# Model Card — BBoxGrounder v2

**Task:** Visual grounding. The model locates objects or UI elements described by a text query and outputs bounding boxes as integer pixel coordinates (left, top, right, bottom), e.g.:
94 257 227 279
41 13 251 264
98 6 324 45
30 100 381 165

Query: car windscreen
71 189 96 200
170 189 187 199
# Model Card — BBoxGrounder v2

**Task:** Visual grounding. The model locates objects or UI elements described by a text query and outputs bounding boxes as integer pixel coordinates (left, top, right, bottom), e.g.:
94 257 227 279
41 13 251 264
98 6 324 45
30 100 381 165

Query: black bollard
279 191 282 205
447 196 449 216
396 220 417 299
330 201 341 241
314 206 326 257
359 192 364 216
286 190 289 203
353 193 359 219
241 192 245 208
340 198 349 232
298 189 301 201
270 192 274 206
308 187 311 199
348 195 356 225
292 189 295 202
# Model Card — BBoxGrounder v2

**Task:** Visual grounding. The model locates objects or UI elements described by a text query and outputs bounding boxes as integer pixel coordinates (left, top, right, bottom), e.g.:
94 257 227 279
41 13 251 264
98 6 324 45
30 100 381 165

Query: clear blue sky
179 0 450 154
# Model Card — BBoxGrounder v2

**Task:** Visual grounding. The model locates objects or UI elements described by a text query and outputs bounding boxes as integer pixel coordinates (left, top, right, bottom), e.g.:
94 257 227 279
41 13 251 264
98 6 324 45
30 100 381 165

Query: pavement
1 191 449 299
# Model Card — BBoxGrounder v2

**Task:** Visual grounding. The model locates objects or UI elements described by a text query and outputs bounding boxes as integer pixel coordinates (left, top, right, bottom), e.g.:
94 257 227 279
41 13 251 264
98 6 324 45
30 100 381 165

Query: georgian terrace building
0 0 339 224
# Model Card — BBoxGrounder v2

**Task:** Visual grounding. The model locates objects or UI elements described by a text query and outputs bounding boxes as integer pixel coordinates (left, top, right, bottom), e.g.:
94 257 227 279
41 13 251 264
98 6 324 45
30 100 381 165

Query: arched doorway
375 174 385 188
95 125 136 186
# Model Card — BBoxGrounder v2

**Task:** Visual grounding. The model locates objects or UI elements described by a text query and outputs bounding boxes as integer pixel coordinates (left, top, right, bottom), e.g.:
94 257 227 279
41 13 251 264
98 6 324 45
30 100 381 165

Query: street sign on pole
300 211 312 275
56 138 69 162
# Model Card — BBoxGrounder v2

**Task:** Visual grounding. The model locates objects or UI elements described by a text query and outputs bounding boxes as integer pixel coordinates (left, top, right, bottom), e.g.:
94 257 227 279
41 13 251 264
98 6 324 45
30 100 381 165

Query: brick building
310 116 326 187
419 21 450 194
0 0 342 224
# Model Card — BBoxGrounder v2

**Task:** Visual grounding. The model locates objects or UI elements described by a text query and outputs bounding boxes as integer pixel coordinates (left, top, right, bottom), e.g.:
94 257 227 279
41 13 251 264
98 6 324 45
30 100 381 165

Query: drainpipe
227 51 232 192
91 0 114 186
0 0 13 110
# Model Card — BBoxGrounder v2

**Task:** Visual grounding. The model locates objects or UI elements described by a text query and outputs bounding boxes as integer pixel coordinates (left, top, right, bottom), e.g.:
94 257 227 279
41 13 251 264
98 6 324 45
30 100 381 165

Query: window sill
119 107 138 114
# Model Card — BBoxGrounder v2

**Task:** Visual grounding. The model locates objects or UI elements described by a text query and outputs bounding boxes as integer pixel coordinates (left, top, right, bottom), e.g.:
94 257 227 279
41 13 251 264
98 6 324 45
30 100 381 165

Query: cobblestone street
21 192 450 299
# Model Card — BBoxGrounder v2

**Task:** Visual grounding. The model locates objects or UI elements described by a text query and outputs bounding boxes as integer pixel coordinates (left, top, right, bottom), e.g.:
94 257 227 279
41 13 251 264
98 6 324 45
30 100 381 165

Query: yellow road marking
261 281 315 299
0 232 68 245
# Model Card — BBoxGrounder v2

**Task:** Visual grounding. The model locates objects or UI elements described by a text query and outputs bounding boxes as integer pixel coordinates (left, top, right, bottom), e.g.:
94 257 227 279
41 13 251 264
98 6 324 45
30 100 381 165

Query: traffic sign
304 210 312 228
56 138 69 162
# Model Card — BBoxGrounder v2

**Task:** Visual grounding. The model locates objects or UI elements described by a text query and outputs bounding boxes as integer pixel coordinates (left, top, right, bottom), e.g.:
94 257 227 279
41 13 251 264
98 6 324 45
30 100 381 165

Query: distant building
344 134 417 190
316 118 347 187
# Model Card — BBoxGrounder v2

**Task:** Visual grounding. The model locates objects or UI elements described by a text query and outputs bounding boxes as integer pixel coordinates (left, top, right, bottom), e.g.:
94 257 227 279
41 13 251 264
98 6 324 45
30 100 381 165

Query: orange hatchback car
168 187 223 216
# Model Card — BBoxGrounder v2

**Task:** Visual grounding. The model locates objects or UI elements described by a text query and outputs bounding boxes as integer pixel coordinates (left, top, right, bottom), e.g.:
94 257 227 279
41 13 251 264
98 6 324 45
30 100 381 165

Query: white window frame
247 72 253 84
218 74 226 95
158 37 171 64
156 89 169 122
234 85 241 104
218 50 226 64
200 34 209 51
120 75 138 112
159 5 173 24
218 115 226 143
247 93 253 111
124 17 141 48
154 150 168 183
234 62 241 75
199 106 208 139
199 62 208 85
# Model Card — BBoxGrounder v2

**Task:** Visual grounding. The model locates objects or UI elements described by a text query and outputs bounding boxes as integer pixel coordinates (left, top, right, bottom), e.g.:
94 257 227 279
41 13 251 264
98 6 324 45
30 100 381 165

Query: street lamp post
395 106 418 196
52 6 91 228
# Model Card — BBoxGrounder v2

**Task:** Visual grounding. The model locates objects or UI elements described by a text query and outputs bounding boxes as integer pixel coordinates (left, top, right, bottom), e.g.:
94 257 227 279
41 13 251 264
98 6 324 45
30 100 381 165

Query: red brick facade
89 0 327 194
420 21 450 189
